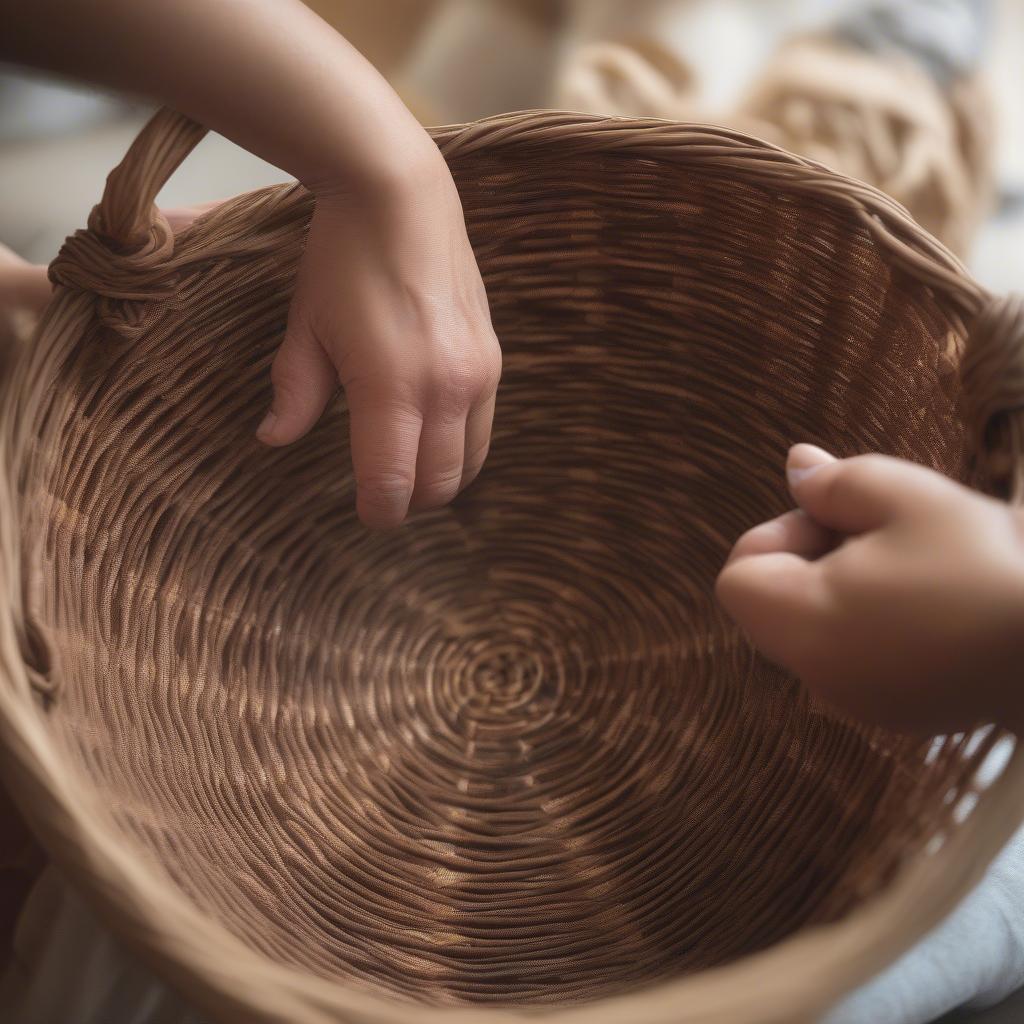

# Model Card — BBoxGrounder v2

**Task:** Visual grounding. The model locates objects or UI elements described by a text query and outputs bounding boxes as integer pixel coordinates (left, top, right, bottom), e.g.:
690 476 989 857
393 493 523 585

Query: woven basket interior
18 140 988 1008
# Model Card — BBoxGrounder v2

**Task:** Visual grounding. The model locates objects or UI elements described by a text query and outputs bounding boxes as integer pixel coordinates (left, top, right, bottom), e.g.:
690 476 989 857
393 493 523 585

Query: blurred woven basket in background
734 33 994 256
1 108 1024 1024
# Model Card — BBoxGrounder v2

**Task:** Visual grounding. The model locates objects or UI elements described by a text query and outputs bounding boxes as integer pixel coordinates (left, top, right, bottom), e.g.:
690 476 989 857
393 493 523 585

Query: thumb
257 312 337 447
716 551 830 673
786 444 951 534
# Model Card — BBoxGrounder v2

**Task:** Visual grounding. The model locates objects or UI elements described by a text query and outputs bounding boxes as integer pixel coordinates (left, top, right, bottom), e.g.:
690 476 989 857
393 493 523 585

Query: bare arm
1 0 432 191
1 0 502 530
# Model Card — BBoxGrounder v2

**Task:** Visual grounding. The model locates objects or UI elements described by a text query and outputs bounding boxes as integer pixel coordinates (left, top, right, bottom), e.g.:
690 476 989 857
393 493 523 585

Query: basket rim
1 107 1020 1024
432 109 987 322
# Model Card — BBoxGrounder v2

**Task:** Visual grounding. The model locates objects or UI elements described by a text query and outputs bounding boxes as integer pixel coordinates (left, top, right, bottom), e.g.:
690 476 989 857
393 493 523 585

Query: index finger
716 551 831 673
725 509 837 567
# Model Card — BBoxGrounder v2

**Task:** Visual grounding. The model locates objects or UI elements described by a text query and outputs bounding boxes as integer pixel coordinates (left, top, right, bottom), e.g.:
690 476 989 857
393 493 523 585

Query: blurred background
0 0 1021 289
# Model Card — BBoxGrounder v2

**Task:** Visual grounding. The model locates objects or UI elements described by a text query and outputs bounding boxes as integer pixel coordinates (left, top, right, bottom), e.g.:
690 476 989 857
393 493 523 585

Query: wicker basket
2 108 1024 1024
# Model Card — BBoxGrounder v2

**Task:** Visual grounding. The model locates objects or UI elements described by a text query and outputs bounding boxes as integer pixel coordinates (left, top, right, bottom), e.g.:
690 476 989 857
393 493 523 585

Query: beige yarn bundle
304 0 994 252
734 34 993 255
546 6 994 256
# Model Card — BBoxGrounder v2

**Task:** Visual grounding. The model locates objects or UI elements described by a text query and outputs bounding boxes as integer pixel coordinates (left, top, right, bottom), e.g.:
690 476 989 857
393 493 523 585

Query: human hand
2 0 502 531
716 444 1024 734
0 242 51 365
0 242 50 317
254 162 501 531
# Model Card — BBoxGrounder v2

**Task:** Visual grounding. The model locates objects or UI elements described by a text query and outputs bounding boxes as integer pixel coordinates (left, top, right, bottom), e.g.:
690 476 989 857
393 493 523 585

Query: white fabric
0 871 202 1024
5 827 1024 1024
827 824 1024 1023
836 0 992 83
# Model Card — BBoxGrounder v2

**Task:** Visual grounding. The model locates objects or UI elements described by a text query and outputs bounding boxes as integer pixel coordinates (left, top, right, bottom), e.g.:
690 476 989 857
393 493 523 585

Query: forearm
0 245 49 312
0 0 437 194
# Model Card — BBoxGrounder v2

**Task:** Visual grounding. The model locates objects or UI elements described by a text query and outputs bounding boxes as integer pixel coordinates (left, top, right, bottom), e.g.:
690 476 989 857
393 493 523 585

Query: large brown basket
2 108 1024 1024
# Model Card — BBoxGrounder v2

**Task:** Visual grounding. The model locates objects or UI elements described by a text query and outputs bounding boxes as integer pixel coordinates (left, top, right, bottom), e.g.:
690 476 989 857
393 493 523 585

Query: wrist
305 123 449 209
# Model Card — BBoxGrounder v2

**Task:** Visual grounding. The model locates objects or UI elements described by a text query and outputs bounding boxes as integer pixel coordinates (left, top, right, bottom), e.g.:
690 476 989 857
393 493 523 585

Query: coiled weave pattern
2 109 1024 1024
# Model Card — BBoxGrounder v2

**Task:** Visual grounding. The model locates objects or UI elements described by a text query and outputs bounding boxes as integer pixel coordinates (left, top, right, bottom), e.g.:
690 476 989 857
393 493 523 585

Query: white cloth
836 0 992 84
827 824 1024 1023
5 826 1024 1024
0 871 202 1024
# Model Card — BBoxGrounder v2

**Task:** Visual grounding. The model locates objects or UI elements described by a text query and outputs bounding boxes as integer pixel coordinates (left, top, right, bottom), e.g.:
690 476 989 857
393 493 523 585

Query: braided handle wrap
49 110 207 301
962 294 1024 502
92 108 208 247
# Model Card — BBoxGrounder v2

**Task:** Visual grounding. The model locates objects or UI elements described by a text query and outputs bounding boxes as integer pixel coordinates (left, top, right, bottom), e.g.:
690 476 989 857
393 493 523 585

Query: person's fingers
348 396 423 529
716 551 831 673
787 444 954 534
257 313 337 447
409 321 499 509
725 508 837 567
786 443 836 480
460 391 496 491
410 412 467 512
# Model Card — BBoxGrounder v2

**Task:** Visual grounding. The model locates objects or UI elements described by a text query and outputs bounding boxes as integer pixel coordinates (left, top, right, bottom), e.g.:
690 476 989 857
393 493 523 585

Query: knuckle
415 466 464 507
358 469 415 506
429 359 482 406
424 344 500 409
481 347 503 394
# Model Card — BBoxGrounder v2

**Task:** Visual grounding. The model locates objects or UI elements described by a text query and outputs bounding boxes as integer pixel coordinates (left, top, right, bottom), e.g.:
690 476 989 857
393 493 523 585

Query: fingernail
787 464 823 487
256 410 277 441
786 443 833 487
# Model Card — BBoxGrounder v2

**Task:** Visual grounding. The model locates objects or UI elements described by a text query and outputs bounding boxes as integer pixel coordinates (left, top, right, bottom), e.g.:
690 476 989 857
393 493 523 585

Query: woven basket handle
89 108 208 248
82 107 1024 509
963 294 1024 502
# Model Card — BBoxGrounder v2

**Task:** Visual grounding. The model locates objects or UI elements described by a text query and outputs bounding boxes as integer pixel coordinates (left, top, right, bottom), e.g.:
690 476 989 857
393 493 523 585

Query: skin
0 245 50 319
1 0 501 529
717 444 1024 736
6 238 1023 735
2 4 1018 735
